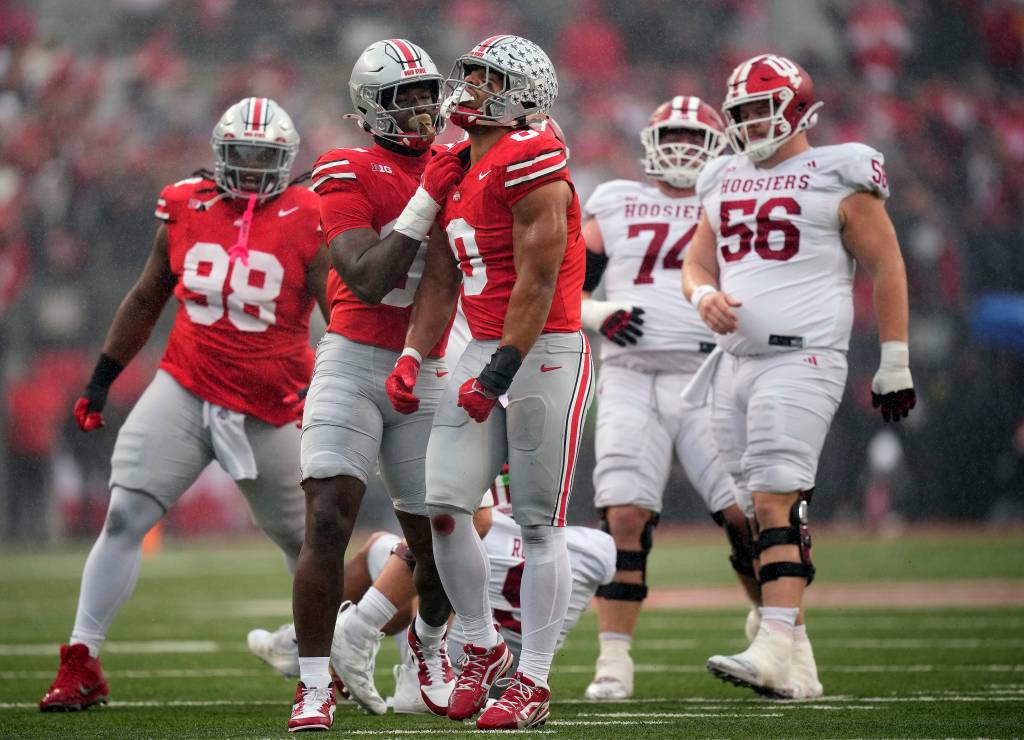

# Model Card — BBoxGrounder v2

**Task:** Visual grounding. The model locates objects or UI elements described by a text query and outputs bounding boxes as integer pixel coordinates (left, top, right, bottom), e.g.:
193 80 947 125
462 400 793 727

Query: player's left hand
386 354 422 414
283 387 309 426
73 395 105 432
457 378 499 423
601 307 644 346
871 341 916 422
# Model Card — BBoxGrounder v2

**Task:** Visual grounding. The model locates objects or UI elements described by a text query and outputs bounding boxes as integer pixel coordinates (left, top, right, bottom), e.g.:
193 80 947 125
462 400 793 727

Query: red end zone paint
431 513 456 535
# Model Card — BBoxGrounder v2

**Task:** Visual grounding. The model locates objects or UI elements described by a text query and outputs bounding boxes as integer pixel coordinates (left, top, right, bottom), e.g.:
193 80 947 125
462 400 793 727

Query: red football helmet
722 54 823 162
641 96 725 188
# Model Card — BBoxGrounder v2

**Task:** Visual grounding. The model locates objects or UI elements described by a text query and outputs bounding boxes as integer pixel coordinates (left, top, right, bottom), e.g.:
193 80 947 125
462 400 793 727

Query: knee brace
596 510 658 602
711 510 756 579
755 490 815 585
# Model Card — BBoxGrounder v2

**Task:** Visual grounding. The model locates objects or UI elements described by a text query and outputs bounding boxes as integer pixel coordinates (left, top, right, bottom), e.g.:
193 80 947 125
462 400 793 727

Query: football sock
414 614 446 649
298 657 332 690
70 486 165 658
427 505 496 649
760 606 799 628
598 632 633 657
517 525 570 686
353 587 397 632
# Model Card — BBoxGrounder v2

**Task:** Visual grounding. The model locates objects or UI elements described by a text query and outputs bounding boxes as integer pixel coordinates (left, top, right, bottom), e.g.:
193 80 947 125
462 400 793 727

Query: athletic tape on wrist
394 186 440 243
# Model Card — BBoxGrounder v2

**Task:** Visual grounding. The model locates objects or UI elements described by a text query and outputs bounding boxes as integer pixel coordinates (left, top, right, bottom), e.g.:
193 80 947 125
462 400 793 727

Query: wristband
394 186 441 243
399 347 423 365
477 345 523 396
87 353 124 392
690 284 718 310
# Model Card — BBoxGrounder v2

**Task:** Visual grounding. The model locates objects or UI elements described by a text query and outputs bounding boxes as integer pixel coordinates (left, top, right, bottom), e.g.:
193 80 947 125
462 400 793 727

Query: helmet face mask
441 35 557 129
641 97 725 188
349 39 444 150
211 97 299 201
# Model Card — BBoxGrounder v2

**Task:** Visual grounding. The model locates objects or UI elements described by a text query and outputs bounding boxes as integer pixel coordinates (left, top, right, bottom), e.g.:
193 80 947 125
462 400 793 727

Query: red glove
73 396 105 432
457 378 499 423
283 387 309 427
386 354 422 414
421 150 465 204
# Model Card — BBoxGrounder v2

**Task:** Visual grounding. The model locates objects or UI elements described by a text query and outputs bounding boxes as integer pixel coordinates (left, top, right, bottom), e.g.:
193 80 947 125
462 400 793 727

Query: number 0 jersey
585 180 713 368
696 143 890 356
155 177 322 427
440 128 585 341
313 144 448 357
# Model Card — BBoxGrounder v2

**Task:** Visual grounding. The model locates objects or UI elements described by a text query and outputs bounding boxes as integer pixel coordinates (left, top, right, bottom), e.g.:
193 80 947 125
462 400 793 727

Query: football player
384 35 589 729
289 39 462 731
39 98 328 712
580 97 760 701
683 54 915 699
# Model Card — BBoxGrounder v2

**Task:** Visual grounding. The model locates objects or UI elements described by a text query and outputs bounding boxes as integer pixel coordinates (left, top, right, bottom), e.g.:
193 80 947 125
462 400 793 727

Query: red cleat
287 682 335 732
447 638 513 721
476 672 550 730
39 644 109 712
407 625 455 716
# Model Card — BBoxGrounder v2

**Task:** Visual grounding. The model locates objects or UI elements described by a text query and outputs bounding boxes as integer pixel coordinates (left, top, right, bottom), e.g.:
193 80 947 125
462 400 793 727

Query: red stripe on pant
554 337 592 526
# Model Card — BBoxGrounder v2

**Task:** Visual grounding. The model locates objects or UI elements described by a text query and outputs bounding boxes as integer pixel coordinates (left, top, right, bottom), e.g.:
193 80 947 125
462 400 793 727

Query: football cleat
247 623 299 677
330 601 386 715
476 672 550 730
39 643 110 712
287 682 335 732
447 638 514 721
407 624 455 715
390 661 429 714
706 620 794 699
583 651 634 700
789 631 824 699
745 607 762 643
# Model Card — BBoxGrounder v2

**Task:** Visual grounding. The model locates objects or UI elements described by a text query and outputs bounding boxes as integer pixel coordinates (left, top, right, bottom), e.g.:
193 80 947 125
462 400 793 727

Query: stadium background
1 0 1022 544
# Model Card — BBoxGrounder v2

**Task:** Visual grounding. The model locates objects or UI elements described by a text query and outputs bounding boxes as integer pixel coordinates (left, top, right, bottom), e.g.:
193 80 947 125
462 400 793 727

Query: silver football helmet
442 35 558 128
349 38 443 150
211 97 299 200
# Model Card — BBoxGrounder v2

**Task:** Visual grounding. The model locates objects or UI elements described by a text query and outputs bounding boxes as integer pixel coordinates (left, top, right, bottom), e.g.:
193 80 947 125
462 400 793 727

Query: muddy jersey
313 143 448 357
586 179 713 365
696 143 890 356
155 177 321 426
440 129 584 340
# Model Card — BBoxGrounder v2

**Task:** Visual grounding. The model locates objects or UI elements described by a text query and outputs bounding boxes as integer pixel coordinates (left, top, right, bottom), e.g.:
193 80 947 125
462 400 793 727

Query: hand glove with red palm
73 354 124 432
393 150 466 242
581 298 644 347
458 345 523 423
386 350 423 414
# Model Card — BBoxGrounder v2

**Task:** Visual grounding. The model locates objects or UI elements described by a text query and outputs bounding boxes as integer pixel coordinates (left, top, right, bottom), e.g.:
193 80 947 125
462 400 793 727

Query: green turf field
2 530 1023 738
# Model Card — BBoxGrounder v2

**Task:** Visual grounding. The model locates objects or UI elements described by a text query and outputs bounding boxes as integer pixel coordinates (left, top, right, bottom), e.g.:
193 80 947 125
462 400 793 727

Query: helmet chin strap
228 194 258 266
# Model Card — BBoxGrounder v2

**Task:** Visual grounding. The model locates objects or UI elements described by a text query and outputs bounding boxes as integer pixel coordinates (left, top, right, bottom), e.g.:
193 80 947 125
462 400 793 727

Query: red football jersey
155 177 322 426
439 128 584 340
313 144 449 357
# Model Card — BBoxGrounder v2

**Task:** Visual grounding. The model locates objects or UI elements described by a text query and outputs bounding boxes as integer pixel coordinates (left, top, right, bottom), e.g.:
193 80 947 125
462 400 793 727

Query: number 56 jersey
155 177 322 427
585 180 712 365
696 143 889 356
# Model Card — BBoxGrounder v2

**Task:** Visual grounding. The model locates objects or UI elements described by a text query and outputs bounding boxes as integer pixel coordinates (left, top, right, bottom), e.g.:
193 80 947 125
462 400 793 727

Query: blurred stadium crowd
1 0 1022 542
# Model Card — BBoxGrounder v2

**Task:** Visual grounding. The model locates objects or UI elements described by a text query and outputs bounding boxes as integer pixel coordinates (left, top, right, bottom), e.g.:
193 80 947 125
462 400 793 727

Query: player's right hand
696 290 742 334
600 307 645 346
73 394 106 432
421 150 465 205
386 354 422 414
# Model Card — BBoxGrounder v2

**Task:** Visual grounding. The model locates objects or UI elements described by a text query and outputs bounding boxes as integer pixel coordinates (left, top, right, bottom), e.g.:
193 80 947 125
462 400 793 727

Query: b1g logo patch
371 163 394 175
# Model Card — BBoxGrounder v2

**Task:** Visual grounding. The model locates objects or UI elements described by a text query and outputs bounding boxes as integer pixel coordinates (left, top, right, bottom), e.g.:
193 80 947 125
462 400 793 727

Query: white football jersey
586 180 714 366
696 143 889 356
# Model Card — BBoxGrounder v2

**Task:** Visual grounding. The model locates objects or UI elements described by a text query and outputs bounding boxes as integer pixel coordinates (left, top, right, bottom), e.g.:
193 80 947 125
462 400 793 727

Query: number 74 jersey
696 142 890 356
585 179 713 362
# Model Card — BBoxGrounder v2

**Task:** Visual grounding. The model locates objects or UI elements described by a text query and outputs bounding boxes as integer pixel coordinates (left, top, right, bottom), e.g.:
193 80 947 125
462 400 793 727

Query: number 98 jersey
585 179 712 365
155 177 322 426
696 143 889 356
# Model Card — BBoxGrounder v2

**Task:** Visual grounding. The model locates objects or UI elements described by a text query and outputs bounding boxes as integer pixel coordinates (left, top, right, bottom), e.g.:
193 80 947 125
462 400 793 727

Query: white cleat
788 632 824 699
248 623 299 678
330 602 387 715
706 620 794 699
745 607 762 643
406 626 455 716
389 662 429 714
584 652 634 700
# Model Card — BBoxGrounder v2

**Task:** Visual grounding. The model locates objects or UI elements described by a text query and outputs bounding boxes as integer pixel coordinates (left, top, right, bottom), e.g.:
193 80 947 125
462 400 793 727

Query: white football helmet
641 96 725 189
442 35 558 128
349 39 443 150
211 97 299 200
